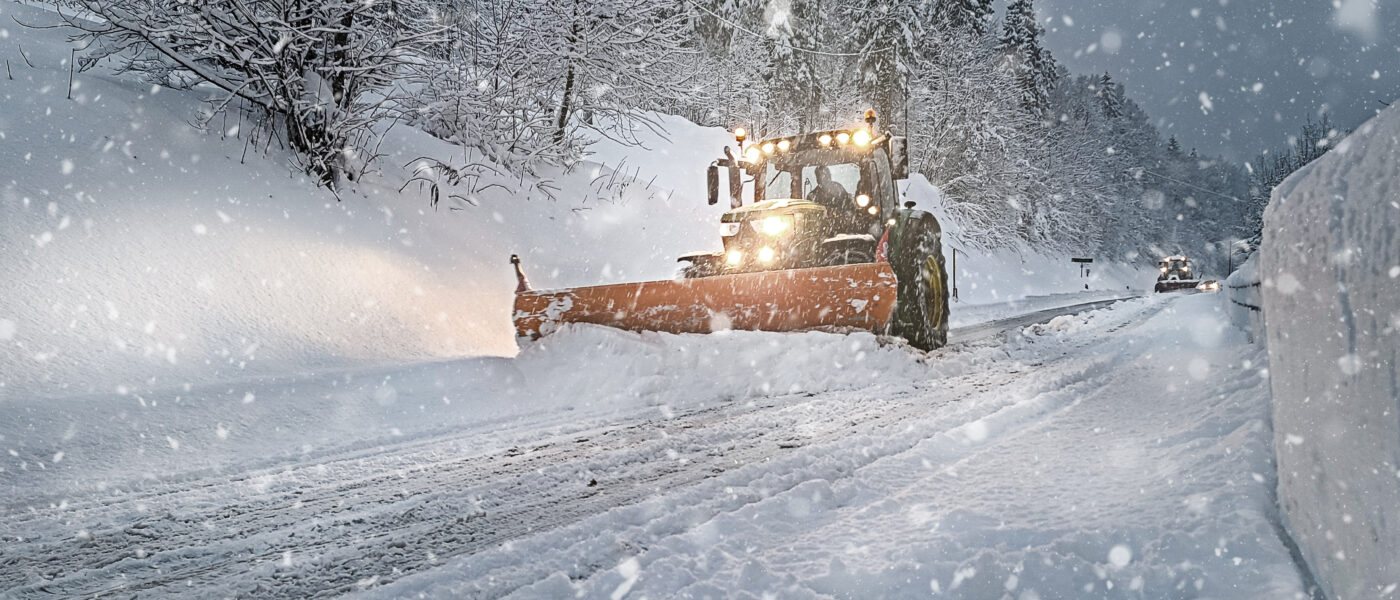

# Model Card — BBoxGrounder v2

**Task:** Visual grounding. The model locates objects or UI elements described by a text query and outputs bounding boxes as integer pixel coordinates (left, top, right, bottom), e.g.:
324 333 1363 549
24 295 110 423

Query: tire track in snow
0 298 1162 599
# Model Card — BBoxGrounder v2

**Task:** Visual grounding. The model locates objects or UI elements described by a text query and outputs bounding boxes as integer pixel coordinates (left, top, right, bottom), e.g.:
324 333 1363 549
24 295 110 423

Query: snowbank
0 324 931 504
1260 103 1400 599
1225 252 1265 343
906 174 1155 307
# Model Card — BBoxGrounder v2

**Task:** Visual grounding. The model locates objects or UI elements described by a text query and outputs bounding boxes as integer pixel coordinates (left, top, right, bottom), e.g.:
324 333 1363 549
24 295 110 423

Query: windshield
757 149 868 205
764 161 860 201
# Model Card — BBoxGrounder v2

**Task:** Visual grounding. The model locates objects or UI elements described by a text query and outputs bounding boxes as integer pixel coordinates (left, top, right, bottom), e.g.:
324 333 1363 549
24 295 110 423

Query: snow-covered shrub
60 0 443 190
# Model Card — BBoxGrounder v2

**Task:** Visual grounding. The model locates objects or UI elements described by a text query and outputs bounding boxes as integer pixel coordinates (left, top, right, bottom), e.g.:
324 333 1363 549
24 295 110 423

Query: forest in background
55 0 1313 270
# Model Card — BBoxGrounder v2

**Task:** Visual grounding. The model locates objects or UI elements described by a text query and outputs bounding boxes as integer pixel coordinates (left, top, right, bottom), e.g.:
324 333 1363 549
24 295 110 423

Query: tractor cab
688 111 911 276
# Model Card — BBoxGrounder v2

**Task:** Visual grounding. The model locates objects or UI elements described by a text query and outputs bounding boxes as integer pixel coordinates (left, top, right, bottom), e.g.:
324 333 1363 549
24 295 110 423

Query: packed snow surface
1 294 1306 598
1261 102 1400 600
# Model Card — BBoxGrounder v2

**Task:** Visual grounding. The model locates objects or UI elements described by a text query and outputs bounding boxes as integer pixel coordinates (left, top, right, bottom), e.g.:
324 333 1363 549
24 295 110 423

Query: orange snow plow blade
514 263 897 339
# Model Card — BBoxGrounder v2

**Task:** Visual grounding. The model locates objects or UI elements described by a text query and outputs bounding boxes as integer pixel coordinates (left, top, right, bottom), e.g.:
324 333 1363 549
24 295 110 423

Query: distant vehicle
1196 280 1221 292
1154 255 1200 293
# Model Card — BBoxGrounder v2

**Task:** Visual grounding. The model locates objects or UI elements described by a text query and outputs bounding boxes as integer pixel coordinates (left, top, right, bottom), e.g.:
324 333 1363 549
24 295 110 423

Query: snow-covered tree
763 0 823 132
930 0 995 37
403 0 693 172
846 0 922 133
1096 72 1124 120
997 0 1057 112
62 0 443 190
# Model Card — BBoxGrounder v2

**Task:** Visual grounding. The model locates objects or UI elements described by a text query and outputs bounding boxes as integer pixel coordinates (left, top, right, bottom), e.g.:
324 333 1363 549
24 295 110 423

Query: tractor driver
807 165 853 211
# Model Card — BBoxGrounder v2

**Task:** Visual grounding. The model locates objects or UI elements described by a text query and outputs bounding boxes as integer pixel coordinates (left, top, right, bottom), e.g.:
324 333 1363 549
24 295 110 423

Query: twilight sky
1028 0 1400 161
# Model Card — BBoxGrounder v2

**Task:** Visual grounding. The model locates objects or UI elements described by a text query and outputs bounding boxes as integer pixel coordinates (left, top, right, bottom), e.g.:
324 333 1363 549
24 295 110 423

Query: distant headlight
720 222 741 237
855 194 871 208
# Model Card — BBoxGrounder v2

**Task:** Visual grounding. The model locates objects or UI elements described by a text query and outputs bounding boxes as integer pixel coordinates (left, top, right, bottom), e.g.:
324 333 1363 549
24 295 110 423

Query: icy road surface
0 294 1305 598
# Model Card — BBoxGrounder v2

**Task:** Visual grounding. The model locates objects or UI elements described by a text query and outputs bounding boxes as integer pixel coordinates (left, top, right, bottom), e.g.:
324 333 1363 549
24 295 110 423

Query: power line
1133 168 1239 202
683 0 894 57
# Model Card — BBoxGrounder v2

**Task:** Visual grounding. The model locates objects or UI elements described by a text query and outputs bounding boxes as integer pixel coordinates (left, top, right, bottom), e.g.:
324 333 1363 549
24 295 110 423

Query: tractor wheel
887 213 950 350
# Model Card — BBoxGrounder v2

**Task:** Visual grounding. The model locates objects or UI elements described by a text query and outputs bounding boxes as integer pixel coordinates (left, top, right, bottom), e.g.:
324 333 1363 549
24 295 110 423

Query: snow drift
1261 102 1400 599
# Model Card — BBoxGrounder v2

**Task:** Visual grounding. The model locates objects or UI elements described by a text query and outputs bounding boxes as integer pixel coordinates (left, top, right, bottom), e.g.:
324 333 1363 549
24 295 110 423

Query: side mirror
722 146 744 209
890 136 909 180
728 165 743 209
706 164 719 205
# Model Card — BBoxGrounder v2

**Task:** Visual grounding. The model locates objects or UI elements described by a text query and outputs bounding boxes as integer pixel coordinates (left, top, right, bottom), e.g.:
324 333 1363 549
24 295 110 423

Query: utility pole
66 48 75 100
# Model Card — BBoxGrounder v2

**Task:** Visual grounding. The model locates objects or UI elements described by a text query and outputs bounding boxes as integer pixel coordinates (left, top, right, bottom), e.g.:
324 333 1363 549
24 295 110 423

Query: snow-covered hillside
1261 102 1400 600
0 1 731 400
0 0 1153 403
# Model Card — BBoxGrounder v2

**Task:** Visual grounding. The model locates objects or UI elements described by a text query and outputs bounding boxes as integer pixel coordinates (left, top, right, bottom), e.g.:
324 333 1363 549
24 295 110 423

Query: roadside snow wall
1225 253 1265 343
1260 103 1400 599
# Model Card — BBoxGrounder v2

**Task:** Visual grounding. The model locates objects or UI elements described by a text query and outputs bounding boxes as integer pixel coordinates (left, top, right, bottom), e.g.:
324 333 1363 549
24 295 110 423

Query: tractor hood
721 198 825 223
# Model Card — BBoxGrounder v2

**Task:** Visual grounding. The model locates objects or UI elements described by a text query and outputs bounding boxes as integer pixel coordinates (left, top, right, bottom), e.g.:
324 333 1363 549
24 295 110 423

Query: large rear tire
887 212 949 350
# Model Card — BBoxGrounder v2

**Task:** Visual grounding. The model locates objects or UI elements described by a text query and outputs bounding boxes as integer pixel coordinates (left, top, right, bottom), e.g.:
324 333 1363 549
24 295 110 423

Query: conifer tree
997 0 1057 112
765 0 823 131
1096 72 1123 120
847 0 922 132
931 0 994 37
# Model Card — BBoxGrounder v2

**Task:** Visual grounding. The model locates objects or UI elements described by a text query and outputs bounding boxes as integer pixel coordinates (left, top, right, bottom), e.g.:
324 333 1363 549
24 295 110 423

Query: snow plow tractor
1153 255 1200 293
513 111 951 350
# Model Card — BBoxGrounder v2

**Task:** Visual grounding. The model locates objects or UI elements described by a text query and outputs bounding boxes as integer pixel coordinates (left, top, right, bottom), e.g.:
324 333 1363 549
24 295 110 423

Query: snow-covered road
0 294 1305 599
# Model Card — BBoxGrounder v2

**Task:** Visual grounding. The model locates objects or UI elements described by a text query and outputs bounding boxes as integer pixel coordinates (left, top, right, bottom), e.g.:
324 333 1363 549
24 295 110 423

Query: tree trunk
555 64 575 145
554 0 582 146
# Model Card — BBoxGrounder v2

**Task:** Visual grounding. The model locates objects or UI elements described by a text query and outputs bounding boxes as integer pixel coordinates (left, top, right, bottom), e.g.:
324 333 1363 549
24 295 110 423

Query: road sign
1071 257 1093 263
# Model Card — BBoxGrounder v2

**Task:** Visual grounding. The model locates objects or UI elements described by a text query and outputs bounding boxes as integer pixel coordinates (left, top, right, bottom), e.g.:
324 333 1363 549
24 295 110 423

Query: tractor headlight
720 222 741 237
777 139 791 152
1160 266 1168 273
867 206 878 215
754 215 792 236
819 134 832 146
761 142 775 154
744 146 762 163
855 194 871 208
758 247 776 262
853 130 872 146
836 132 851 145
726 250 743 265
